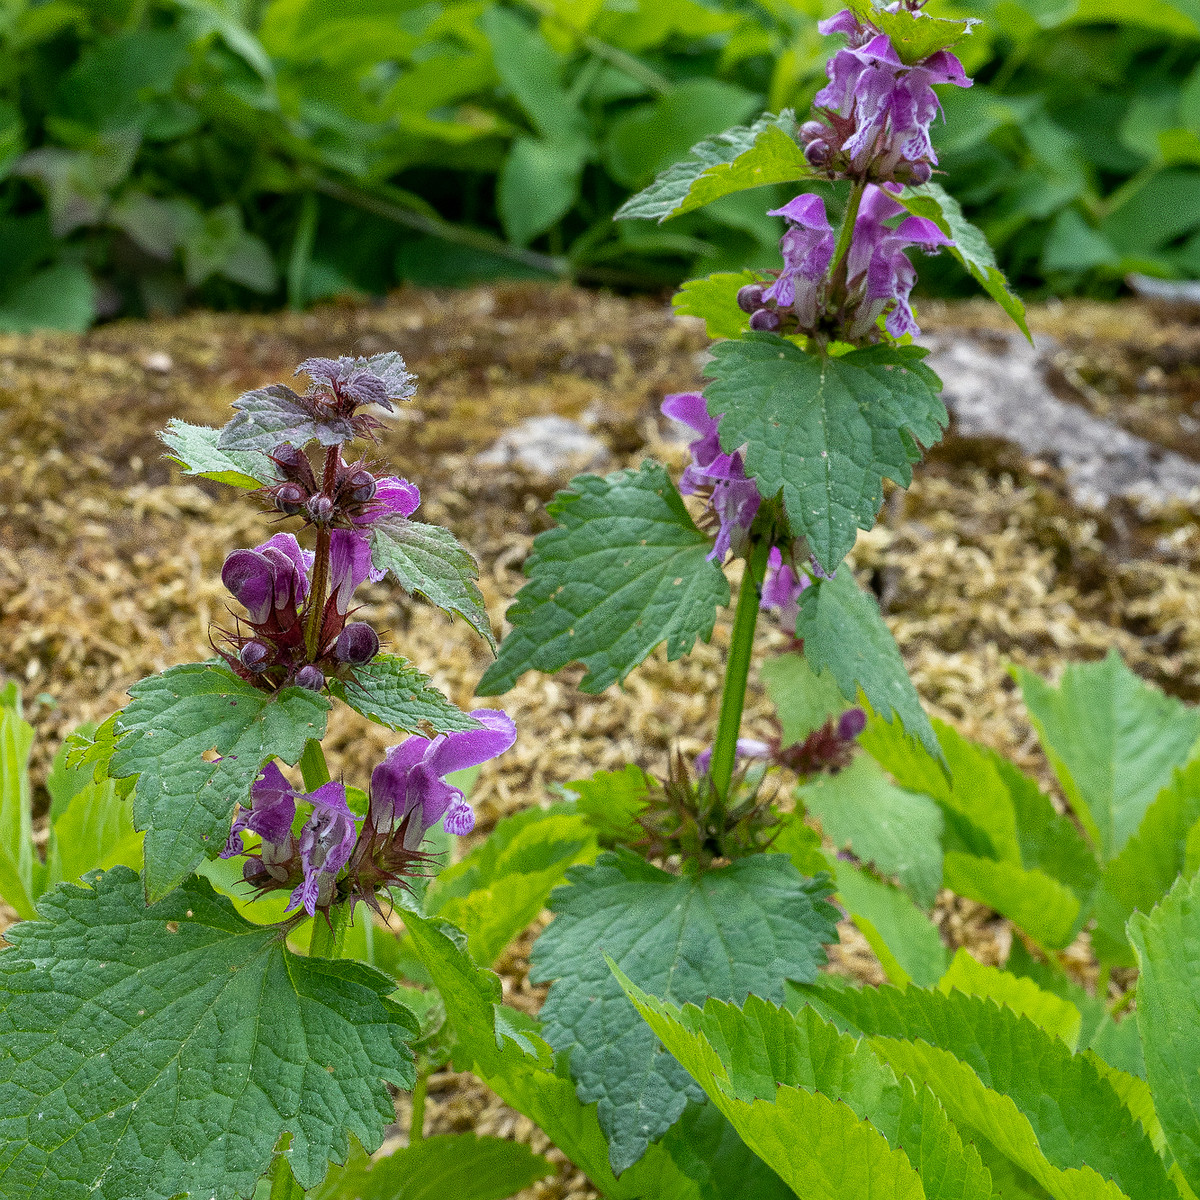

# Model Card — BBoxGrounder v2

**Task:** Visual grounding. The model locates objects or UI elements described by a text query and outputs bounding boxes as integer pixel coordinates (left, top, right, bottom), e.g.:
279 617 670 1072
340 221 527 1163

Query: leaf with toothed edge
158 419 277 488
218 383 357 452
328 654 482 735
0 867 418 1200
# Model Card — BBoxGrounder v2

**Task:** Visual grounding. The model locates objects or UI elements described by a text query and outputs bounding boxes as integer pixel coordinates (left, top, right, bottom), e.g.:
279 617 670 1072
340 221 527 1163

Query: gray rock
476 414 609 476
919 330 1200 509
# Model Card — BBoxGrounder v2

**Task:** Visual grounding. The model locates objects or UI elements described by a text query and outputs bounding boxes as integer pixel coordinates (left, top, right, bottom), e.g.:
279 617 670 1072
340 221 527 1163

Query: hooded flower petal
764 194 835 325
694 738 773 777
220 760 297 862
761 546 809 630
221 550 275 624
328 529 376 615
287 781 359 917
255 533 314 603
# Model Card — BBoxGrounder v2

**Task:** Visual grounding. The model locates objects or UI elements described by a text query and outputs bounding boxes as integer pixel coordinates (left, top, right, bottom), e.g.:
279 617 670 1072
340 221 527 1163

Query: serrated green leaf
63 712 123 782
477 461 730 696
219 383 357 452
846 0 977 64
1130 871 1200 1197
815 984 1172 1200
111 662 330 901
45 726 97 821
703 335 947 575
564 764 652 845
328 654 481 735
367 516 495 648
767 813 833 877
530 850 838 1171
158 418 276 488
895 182 1029 339
1093 761 1200 967
672 269 757 340
761 651 851 745
938 951 1082 1049
801 754 944 907
425 805 598 966
0 867 417 1200
0 700 35 919
835 860 948 987
312 1132 554 1200
618 979 993 1200
1015 651 1200 862
672 123 814 216
796 567 941 760
615 111 798 223
44 777 143 894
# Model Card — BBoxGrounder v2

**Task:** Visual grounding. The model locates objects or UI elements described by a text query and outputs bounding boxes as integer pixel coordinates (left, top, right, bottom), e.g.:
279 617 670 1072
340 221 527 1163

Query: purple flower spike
287 781 359 918
761 546 810 631
694 738 773 777
764 195 835 328
221 761 297 874
662 392 761 561
369 709 517 849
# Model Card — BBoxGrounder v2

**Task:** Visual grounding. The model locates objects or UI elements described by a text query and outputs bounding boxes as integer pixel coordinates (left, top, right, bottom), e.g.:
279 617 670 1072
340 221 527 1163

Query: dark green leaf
0 262 95 334
498 136 587 247
896 182 1029 340
672 270 758 340
0 867 417 1200
796 567 941 761
476 461 730 696
367 517 495 649
159 419 277 489
110 662 329 901
615 111 797 223
702 335 947 574
531 850 838 1171
328 654 482 735
219 383 356 453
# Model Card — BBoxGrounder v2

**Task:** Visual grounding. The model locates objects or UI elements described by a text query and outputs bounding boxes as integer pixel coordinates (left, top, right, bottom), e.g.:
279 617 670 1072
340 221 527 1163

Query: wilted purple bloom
662 392 761 561
222 761 298 878
694 738 773 777
370 709 517 849
763 194 836 330
761 546 810 630
845 184 952 338
327 475 422 612
297 353 416 412
288 781 360 917
221 532 313 625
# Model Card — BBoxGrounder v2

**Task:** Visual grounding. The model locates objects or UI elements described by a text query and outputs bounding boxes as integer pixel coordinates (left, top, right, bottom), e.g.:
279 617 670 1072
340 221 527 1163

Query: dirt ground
2 284 1198 1198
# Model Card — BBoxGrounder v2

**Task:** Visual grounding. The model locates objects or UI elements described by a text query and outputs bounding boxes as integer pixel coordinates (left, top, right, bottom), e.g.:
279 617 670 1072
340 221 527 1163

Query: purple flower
845 184 952 338
288 781 359 917
221 761 298 874
761 546 810 630
763 195 835 329
221 532 313 625
327 475 422 613
370 709 517 849
694 738 773 777
662 392 761 561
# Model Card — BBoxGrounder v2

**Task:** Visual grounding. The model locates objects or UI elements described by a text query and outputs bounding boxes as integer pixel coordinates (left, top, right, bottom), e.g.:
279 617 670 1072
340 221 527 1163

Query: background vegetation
3 0 1200 331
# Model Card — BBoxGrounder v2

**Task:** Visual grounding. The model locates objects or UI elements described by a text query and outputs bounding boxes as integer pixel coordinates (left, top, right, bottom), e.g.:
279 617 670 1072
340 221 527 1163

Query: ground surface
2 285 1199 1198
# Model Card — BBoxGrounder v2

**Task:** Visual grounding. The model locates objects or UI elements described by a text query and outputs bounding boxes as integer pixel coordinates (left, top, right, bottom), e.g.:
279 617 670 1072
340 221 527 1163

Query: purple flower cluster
761 546 809 630
662 392 760 561
222 711 516 917
693 706 867 780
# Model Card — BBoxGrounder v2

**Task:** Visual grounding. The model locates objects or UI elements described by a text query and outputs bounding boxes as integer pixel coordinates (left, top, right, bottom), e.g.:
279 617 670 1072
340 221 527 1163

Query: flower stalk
829 177 867 282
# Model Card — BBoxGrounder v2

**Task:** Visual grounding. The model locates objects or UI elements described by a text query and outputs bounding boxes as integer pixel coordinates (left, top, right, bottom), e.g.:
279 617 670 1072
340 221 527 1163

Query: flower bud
274 483 305 515
306 494 334 524
239 641 270 673
799 120 828 145
736 284 765 314
837 708 867 741
295 665 325 691
804 139 832 168
749 308 781 332
347 469 376 504
907 160 932 185
335 622 380 665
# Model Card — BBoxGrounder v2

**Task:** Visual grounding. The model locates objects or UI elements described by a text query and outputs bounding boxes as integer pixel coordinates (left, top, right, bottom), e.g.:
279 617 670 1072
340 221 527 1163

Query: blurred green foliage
2 0 1199 331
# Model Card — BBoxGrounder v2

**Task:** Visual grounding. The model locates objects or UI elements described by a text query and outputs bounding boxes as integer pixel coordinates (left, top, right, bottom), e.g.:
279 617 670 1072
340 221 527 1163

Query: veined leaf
614 111 798 223
158 418 276 488
530 850 838 1171
0 867 417 1200
672 270 758 340
1129 871 1200 1197
476 461 730 696
328 654 481 735
564 764 652 845
43 777 143 893
0 698 35 919
895 182 1029 339
703 334 947 576
846 0 978 64
796 567 941 760
367 517 494 648
1014 651 1200 862
110 661 330 900
761 651 850 746
218 383 356 452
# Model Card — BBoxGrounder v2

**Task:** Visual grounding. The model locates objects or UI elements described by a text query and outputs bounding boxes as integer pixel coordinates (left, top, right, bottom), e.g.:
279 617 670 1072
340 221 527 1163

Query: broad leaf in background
0 868 417 1200
531 850 838 1171
847 0 977 64
815 984 1174 1200
614 111 798 223
564 764 652 845
672 270 758 340
833 860 948 987
1015 651 1200 861
477 462 730 696
619 980 993 1200
703 335 947 575
795 568 941 760
0 690 36 919
158 419 276 489
110 661 330 900
218 384 357 452
1129 870 1200 1197
761 651 850 746
43 776 143 893
368 517 495 648
1093 760 1200 966
309 1133 554 1200
800 754 944 907
328 654 482 735
896 182 1030 339
424 805 598 966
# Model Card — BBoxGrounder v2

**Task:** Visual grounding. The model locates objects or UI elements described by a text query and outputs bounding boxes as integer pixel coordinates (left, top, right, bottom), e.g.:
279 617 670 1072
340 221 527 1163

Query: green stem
409 1057 430 1144
708 537 772 802
298 739 331 791
309 903 348 959
829 178 867 280
268 1139 305 1200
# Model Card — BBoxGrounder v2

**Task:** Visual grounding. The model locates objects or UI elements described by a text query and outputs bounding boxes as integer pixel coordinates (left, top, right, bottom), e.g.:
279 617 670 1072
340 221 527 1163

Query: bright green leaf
0 701 35 919
328 654 482 735
498 136 587 246
44 777 143 894
672 123 813 216
846 0 978 63
476 461 730 696
761 651 850 746
158 419 277 489
671 270 757 340
564 764 652 845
